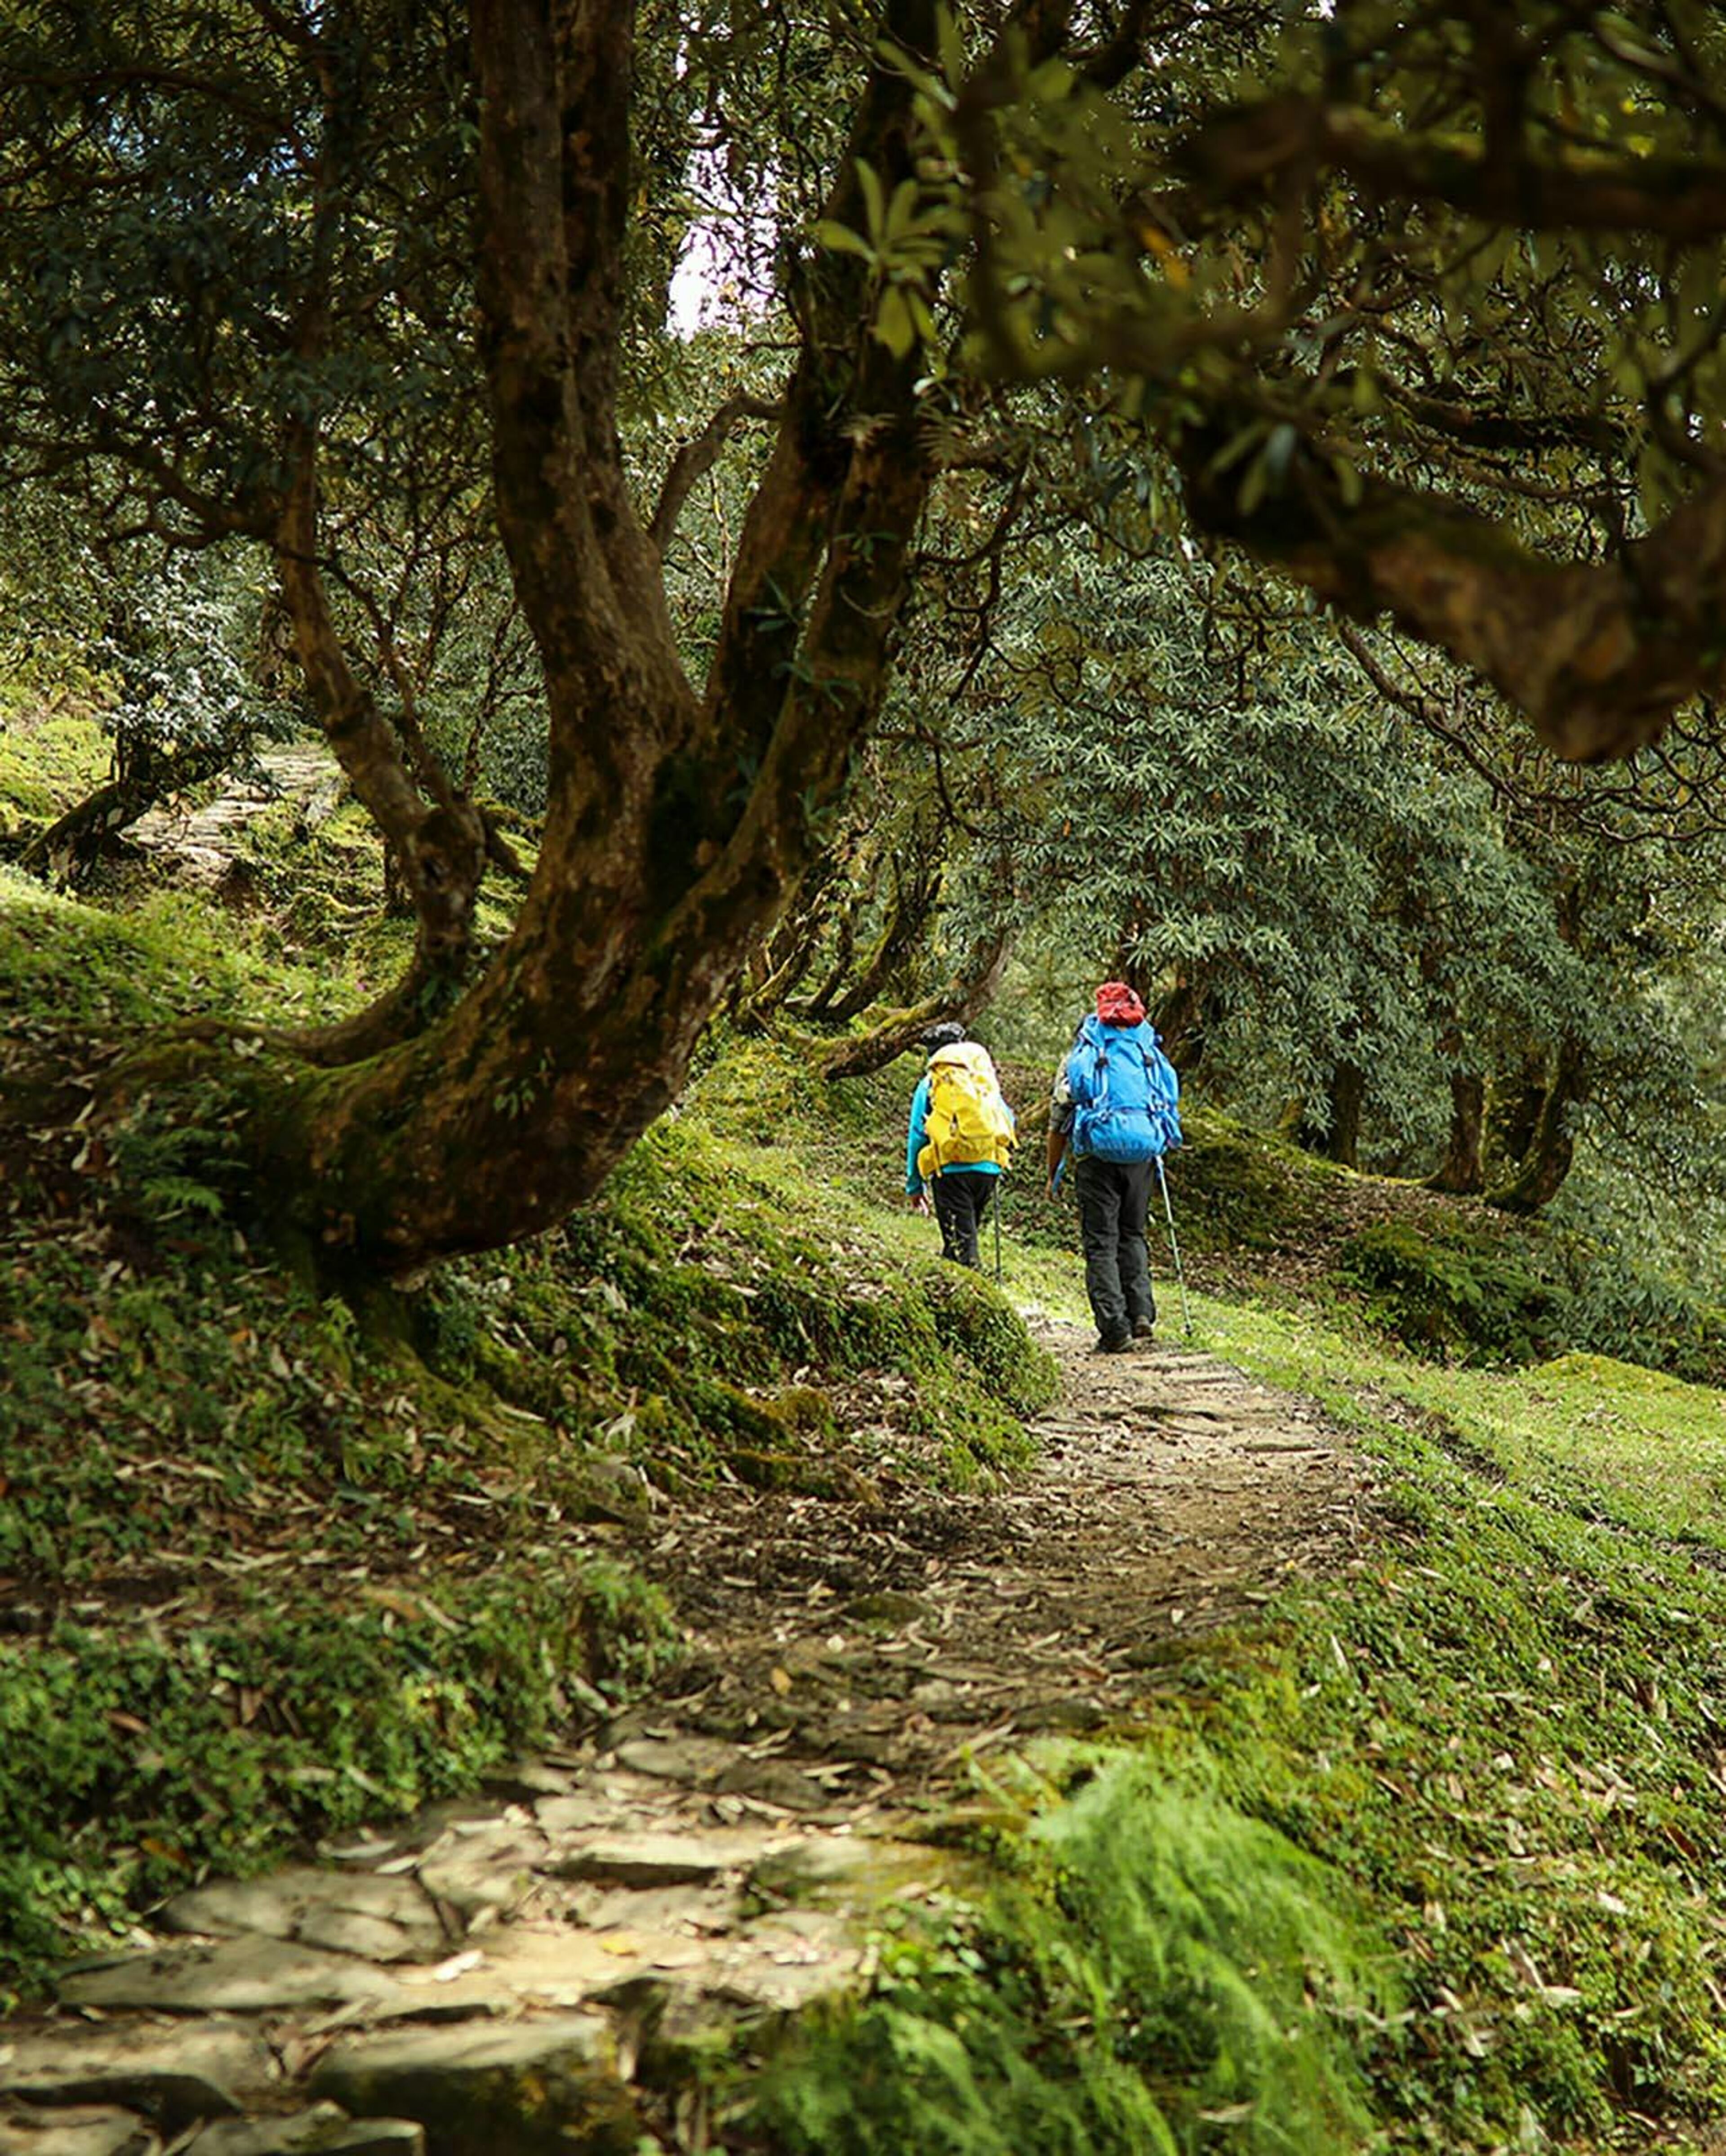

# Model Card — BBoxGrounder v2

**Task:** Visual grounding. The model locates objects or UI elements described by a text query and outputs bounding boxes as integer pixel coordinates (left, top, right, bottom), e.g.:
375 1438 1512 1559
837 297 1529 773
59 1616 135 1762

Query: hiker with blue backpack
1046 983 1183 1352
907 1020 1016 1270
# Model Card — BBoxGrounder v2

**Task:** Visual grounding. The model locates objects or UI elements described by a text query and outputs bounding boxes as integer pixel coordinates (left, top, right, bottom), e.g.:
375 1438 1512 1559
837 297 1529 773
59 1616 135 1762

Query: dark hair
922 1020 968 1052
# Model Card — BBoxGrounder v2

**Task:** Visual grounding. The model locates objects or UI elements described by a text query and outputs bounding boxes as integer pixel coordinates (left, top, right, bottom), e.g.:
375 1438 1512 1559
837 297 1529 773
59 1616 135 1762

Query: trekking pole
1154 1154 1193 1337
993 1188 1003 1284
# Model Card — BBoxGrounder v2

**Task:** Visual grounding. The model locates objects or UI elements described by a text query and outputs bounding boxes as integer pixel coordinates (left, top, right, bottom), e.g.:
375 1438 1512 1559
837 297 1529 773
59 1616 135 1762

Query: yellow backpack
917 1042 1014 1178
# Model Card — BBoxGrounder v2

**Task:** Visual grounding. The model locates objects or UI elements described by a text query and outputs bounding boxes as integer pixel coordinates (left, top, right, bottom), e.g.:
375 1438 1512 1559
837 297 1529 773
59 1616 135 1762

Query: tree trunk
1427 1069 1486 1194
802 860 943 1026
1489 1036 1588 1214
271 454 490 1063
1323 1060 1366 1169
1154 969 1211 1073
1491 1049 1551 1174
227 0 945 1271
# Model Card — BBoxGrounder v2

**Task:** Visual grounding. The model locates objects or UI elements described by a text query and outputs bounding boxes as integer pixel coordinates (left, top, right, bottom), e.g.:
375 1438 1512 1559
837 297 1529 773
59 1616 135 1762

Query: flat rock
376 1925 657 2017
531 1794 617 1838
0 2106 157 2156
703 1915 862 2013
611 1737 741 1787
294 1911 434 1966
547 1832 761 1888
310 2018 636 2156
711 1760 829 1813
1 2024 272 2127
58 1937 400 2016
746 1837 939 1907
163 1872 440 1958
186 2104 424 2154
414 1827 543 1923
479 1760 573 1804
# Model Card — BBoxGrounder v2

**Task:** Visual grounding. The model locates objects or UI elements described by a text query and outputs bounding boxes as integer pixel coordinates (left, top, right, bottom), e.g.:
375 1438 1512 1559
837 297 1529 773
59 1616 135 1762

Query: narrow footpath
1 1325 1374 2156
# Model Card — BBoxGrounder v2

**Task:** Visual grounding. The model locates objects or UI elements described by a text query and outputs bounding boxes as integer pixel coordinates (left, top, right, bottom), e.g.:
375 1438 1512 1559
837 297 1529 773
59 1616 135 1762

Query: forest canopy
3 0 1726 1269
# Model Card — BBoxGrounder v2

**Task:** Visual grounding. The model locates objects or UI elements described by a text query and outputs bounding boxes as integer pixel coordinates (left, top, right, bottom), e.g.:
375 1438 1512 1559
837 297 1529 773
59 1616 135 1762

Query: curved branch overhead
1179 96 1726 243
947 1 1726 757
1178 428 1726 763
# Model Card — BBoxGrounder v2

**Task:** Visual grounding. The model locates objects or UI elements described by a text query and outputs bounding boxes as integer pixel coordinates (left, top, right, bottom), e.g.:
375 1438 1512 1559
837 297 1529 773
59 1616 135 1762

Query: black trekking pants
1074 1154 1156 1341
933 1171 997 1270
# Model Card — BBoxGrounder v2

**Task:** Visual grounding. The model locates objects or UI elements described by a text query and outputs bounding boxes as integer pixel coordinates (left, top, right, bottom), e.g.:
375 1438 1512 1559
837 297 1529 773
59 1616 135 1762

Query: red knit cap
1095 981 1145 1025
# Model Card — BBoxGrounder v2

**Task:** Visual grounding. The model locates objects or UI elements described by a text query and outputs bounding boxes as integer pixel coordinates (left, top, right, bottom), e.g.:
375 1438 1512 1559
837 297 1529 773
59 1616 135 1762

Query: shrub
1333 1222 1561 1364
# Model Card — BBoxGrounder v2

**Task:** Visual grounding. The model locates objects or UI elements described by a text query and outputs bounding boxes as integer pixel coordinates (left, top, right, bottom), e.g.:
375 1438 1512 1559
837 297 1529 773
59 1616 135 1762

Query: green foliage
1171 1113 1322 1254
1334 1216 1726 1384
0 703 108 829
1335 1221 1562 1365
749 1759 1389 2156
0 1559 674 1980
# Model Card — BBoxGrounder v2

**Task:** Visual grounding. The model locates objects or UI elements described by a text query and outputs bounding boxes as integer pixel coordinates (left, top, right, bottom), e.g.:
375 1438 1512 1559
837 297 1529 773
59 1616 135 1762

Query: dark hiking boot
1131 1316 1155 1341
1092 1332 1133 1354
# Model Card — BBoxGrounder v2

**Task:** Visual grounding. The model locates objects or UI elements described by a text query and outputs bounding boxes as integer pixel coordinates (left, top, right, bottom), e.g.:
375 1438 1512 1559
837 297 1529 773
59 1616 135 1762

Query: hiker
1046 983 1182 1352
906 1020 1015 1270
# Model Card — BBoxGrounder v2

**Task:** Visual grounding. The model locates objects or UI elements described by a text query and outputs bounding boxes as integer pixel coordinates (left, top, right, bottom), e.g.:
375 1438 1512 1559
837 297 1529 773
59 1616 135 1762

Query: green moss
1174 1112 1321 1252
0 1558 677 1982
0 703 108 825
748 1758 1390 2156
1178 1296 1726 2144
1332 1217 1726 1387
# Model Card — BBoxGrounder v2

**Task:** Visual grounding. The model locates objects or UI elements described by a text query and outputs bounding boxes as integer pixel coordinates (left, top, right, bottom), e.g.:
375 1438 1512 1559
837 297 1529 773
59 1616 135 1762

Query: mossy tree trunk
251 0 942 1270
1489 1033 1588 1214
1321 1060 1367 1169
1428 1068 1486 1194
1154 969 1213 1074
815 926 1013 1079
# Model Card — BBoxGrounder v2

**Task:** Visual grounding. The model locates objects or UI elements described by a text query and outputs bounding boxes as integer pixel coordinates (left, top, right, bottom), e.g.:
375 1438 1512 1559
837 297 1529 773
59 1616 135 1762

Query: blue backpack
1067 1015 1182 1164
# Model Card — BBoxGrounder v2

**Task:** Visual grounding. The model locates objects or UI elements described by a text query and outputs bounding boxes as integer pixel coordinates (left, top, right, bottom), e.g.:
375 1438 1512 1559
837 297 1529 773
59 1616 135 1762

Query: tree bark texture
1153 969 1211 1073
1427 1069 1486 1195
817 927 1013 1079
254 0 943 1269
1322 1060 1366 1170
1489 1035 1588 1214
797 855 944 1027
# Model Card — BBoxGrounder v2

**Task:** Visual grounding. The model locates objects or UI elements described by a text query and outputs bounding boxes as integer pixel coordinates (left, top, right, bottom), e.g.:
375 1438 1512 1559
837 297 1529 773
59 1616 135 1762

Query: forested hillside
6 713 1726 2149
6 1 1726 2151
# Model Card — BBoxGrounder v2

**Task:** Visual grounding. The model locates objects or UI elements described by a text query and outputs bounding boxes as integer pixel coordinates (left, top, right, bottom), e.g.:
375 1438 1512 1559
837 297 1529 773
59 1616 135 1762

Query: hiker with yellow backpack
906 1020 1015 1271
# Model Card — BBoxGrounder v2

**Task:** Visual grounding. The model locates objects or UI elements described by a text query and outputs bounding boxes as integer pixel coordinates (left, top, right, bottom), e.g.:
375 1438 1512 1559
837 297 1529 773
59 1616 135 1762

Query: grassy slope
4 726 1726 2149
0 731 1055 1993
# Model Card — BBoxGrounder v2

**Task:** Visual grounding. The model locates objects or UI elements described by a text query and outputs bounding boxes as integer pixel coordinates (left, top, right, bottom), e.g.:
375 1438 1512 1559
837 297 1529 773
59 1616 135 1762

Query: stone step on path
128 746 344 890
1 1746 950 2156
2 1327 1372 2155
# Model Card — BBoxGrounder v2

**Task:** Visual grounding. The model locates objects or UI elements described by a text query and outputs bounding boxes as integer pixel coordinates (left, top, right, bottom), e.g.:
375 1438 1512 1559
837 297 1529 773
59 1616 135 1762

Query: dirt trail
628 1317 1374 1814
0 1325 1374 2154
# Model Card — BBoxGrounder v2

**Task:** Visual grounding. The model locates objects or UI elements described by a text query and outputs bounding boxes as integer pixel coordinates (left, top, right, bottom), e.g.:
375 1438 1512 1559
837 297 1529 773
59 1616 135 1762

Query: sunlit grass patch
0 700 108 824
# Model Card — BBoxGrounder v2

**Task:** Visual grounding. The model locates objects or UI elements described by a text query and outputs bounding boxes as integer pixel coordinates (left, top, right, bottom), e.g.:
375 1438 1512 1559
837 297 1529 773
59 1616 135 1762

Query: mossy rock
922 1268 1059 1412
761 1384 839 1437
